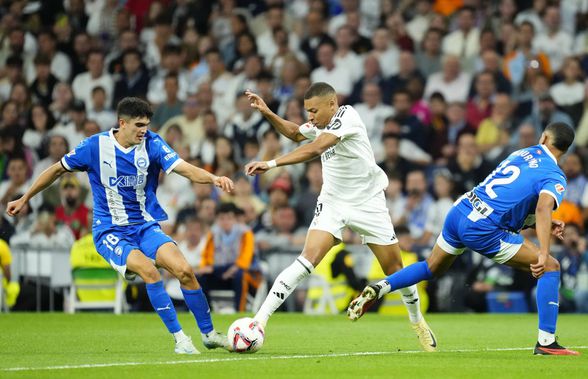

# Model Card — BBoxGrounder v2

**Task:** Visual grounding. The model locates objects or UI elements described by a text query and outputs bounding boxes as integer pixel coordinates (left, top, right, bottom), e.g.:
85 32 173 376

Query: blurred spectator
311 41 353 102
395 169 433 240
370 27 399 78
0 157 29 212
151 73 184 131
223 173 265 218
198 202 257 312
208 135 238 178
55 174 89 240
416 27 443 78
69 32 92 79
87 86 116 131
144 13 181 71
0 56 24 102
385 173 406 224
32 135 68 181
50 99 86 150
556 223 588 312
549 57 585 126
10 202 75 250
424 55 472 102
159 93 204 147
22 104 56 156
256 205 306 252
514 0 546 34
466 71 495 129
386 51 425 101
377 132 414 183
71 49 114 108
475 93 515 161
334 25 363 83
147 44 189 105
197 48 236 125
503 21 551 93
49 82 74 125
300 11 335 70
523 93 573 139
391 89 428 151
29 54 59 107
257 4 301 65
442 6 480 72
406 0 434 44
562 152 588 208
28 29 71 83
105 30 140 75
111 48 150 107
348 53 387 106
419 169 455 247
224 93 269 163
354 82 394 155
447 133 493 195
193 110 218 166
259 177 292 230
533 4 573 72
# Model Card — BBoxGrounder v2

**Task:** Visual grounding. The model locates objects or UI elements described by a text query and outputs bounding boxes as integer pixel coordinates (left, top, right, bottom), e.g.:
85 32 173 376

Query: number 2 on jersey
480 160 521 199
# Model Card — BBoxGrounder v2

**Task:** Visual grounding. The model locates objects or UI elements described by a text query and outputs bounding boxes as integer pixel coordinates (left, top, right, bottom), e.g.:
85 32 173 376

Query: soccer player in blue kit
348 122 580 356
6 97 234 354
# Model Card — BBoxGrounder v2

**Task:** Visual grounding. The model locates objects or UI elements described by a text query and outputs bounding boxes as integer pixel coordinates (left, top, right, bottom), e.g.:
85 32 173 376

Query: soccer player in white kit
245 82 437 352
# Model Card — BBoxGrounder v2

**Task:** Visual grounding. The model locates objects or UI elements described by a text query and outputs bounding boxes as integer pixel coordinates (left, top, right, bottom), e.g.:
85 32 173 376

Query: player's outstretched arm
172 160 234 193
531 193 557 278
6 162 67 216
245 133 338 175
245 90 307 142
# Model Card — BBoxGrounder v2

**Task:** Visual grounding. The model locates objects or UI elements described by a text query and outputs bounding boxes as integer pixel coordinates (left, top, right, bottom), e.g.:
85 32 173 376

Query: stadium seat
64 268 126 314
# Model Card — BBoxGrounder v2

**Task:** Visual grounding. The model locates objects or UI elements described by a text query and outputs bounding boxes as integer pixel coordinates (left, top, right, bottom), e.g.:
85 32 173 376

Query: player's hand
245 161 270 176
551 219 565 241
245 90 270 114
213 176 234 193
530 253 547 278
6 197 26 217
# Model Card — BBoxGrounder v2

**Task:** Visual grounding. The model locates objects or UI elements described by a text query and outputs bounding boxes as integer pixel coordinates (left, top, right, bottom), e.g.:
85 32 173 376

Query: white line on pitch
3 346 587 372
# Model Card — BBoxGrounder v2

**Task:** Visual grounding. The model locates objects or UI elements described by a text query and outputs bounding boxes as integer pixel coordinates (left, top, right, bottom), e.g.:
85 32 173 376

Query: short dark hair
545 122 575 153
117 97 153 120
304 82 336 99
216 202 240 215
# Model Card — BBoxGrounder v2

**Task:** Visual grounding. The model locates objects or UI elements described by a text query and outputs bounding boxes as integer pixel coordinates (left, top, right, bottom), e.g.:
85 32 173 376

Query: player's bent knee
137 266 161 283
545 255 560 272
176 265 197 286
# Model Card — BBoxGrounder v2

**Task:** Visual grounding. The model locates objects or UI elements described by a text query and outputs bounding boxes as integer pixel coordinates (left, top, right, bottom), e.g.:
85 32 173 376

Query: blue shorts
436 206 523 264
93 221 174 279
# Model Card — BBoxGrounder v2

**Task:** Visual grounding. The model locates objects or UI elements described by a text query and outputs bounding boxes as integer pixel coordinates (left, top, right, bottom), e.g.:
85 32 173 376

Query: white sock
398 285 422 323
538 329 555 346
255 256 314 327
173 330 188 342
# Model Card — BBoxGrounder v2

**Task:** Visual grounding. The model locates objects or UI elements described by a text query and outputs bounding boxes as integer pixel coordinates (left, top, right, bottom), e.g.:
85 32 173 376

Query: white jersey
299 105 388 206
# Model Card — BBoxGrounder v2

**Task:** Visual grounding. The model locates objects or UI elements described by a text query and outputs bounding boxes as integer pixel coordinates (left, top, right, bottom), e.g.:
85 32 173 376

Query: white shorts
309 192 398 245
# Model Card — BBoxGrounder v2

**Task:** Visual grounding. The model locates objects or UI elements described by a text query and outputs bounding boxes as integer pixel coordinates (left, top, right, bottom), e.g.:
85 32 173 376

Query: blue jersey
455 144 566 232
61 129 182 227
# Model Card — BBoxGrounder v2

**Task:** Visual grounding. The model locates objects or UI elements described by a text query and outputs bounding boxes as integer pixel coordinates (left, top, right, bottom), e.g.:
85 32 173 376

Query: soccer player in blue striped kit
348 122 580 355
7 97 233 354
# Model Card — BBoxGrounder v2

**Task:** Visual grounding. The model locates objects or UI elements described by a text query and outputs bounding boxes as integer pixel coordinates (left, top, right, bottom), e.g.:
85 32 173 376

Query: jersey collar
109 128 138 154
540 144 557 164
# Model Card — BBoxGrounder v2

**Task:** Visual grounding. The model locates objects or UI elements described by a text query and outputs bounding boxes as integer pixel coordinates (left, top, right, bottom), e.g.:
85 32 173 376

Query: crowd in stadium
0 0 588 314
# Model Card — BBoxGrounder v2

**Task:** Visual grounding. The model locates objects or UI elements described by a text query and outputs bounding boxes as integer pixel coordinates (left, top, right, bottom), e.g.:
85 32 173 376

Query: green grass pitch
1 313 587 378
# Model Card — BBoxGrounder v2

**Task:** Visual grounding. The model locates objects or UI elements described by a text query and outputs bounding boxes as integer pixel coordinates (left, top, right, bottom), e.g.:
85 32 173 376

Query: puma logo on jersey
109 174 145 188
156 304 171 311
103 160 113 168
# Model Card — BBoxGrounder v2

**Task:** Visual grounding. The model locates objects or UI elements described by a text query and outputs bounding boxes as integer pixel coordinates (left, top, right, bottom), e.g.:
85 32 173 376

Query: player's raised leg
254 230 335 327
126 250 198 354
348 243 456 321
155 242 230 351
504 239 579 356
368 243 437 352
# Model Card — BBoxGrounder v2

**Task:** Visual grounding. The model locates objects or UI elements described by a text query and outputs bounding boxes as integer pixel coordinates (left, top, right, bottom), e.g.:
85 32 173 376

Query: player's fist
245 161 270 176
245 90 269 114
213 176 234 193
6 197 26 217
530 254 546 279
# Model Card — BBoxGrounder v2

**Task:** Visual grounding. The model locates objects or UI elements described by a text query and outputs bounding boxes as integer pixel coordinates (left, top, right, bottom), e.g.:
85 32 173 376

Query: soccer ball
227 317 265 353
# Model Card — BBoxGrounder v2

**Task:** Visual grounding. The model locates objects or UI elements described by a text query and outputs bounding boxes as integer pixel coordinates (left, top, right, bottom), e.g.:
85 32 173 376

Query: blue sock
537 271 560 334
146 281 181 333
378 261 433 294
181 288 213 334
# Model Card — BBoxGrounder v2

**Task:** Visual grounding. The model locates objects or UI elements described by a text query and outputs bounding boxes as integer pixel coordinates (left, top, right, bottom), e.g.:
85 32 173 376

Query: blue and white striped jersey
61 129 182 227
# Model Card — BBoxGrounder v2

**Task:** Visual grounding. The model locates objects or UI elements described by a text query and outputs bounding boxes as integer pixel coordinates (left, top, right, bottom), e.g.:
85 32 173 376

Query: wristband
267 160 277 168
